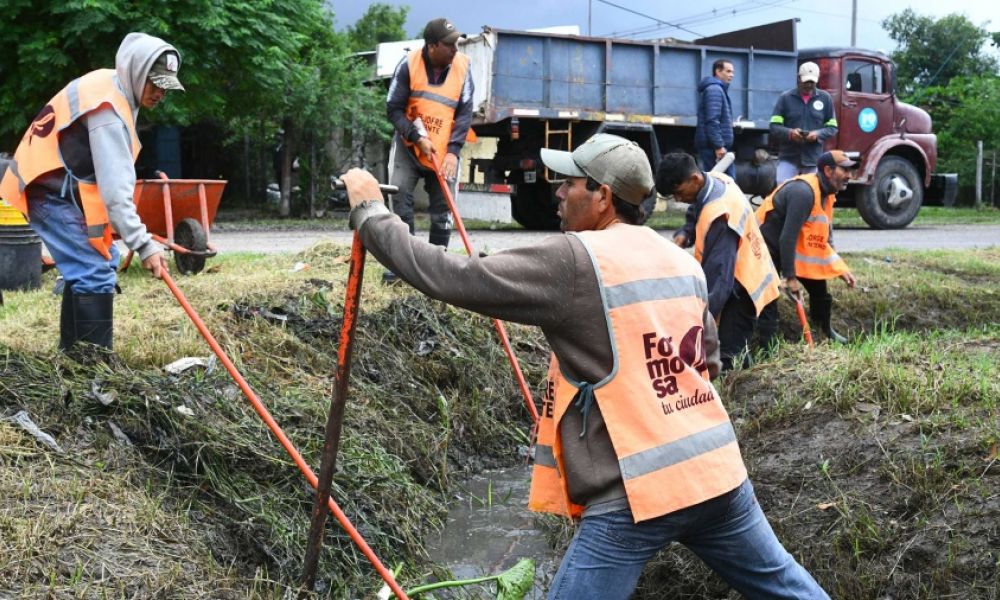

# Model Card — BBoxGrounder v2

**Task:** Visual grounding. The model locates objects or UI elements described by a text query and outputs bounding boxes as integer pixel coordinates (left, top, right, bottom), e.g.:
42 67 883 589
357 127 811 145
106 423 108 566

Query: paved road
209 224 1000 255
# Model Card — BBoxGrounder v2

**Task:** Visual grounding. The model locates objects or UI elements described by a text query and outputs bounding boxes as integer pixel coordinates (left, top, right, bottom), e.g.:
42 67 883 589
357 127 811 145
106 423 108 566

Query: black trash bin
0 224 42 291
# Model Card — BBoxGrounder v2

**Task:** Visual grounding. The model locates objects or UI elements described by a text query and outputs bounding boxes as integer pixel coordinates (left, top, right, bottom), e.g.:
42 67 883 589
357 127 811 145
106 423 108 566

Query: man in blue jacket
694 59 735 179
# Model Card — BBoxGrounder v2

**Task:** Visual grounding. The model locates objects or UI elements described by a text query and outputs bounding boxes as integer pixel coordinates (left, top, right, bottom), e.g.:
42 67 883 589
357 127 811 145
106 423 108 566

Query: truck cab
802 48 956 228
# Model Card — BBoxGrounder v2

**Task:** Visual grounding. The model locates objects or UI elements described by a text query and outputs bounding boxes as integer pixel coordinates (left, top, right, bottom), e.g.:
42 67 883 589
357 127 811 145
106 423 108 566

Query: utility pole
851 0 858 46
588 0 592 36
975 140 984 209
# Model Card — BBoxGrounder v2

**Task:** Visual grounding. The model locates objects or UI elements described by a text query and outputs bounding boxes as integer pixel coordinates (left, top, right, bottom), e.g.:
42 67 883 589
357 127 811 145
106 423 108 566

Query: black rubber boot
428 229 451 248
68 293 115 361
811 295 847 343
59 283 76 351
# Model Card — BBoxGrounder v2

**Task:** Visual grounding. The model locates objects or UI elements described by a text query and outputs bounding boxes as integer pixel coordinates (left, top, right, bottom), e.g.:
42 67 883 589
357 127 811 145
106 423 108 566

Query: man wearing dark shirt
756 151 858 345
657 152 780 370
384 17 475 279
770 62 838 184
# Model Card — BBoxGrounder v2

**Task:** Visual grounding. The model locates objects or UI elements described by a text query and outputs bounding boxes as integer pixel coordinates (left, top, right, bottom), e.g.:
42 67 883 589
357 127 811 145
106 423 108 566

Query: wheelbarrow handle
330 178 399 195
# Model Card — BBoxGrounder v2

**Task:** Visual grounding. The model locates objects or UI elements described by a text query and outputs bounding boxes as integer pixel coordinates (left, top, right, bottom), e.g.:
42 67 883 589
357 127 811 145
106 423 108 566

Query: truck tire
856 156 923 229
511 180 560 230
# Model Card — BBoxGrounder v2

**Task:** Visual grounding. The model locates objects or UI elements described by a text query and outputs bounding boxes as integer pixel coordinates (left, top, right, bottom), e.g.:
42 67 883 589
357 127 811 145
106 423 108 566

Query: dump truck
451 20 956 229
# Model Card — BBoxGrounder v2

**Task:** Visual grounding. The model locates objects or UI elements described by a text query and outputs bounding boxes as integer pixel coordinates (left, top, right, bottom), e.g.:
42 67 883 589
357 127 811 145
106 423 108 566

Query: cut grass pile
0 243 997 599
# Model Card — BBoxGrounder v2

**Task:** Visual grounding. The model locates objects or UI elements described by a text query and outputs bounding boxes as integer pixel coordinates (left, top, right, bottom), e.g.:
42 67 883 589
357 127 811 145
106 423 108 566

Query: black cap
423 17 465 44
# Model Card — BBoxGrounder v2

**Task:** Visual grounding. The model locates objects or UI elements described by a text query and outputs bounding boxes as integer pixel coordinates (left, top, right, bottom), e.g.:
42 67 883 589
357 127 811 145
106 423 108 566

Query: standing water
425 465 562 598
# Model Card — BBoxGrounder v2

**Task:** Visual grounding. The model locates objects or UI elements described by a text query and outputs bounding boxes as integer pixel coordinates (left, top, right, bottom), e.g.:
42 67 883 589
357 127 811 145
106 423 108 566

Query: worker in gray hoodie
0 33 183 357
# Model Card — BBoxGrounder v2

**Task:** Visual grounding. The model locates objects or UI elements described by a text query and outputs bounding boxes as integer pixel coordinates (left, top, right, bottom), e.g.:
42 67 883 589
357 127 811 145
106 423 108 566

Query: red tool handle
302 232 366 588
160 271 409 600
428 152 540 428
790 291 815 349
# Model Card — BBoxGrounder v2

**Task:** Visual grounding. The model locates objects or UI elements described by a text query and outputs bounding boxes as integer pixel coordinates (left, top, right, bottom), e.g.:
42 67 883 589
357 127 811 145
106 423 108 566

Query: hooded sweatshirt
693 76 734 152
45 33 181 261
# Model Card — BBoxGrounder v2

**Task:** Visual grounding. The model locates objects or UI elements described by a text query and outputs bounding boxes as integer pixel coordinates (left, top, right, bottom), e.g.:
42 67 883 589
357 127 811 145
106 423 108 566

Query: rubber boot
428 229 451 249
812 295 847 343
66 293 115 363
59 283 76 351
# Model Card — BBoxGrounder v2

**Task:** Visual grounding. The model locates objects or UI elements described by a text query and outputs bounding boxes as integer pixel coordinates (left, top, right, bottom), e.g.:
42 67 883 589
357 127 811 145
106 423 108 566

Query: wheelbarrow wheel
174 218 207 275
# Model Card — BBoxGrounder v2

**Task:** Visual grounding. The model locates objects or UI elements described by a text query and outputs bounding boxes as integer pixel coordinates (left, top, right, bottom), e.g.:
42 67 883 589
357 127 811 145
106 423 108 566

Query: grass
1 245 998 599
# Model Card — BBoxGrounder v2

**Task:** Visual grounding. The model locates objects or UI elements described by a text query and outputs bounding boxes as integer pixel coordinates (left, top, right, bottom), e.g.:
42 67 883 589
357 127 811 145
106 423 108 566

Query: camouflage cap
148 52 184 91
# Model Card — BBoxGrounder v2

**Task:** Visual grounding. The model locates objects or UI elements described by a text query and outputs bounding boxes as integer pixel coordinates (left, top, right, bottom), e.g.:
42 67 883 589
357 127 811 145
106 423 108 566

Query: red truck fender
855 136 932 188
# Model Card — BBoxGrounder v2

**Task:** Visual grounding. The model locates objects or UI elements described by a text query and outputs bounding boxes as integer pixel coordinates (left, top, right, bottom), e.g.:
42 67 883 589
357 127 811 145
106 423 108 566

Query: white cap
798 61 820 83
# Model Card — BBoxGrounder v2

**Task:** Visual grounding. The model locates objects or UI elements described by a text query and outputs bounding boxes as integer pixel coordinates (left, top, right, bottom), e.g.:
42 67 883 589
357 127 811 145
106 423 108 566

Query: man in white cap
769 61 838 184
0 33 181 357
339 133 828 599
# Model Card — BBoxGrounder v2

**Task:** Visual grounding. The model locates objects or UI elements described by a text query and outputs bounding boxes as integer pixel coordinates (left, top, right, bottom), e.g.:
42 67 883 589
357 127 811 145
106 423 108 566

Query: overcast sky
326 0 997 54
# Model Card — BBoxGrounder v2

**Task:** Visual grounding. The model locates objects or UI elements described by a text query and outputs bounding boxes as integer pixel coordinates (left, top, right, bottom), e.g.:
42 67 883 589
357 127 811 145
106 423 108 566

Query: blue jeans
27 189 120 294
776 160 817 185
547 479 828 600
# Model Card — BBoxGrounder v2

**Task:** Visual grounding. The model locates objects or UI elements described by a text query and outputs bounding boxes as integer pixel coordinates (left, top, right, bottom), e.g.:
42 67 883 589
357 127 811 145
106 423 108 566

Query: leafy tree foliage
908 75 1000 201
882 9 1000 94
346 3 410 52
0 0 391 213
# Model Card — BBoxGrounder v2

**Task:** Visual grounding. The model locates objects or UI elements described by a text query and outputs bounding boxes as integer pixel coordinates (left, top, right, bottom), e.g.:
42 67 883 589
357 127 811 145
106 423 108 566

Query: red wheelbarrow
121 173 226 275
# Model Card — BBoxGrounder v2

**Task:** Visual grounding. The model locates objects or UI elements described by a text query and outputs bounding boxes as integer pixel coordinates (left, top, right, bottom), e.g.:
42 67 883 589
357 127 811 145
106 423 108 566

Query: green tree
882 9 999 94
345 3 410 53
908 75 1000 203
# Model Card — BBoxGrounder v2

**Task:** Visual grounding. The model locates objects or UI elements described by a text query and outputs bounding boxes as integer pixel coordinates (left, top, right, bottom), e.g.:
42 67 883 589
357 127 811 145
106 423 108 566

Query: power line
596 0 704 38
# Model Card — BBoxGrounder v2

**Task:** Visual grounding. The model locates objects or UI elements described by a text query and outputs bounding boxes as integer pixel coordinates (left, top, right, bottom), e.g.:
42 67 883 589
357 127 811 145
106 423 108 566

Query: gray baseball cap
148 51 184 91
540 134 654 205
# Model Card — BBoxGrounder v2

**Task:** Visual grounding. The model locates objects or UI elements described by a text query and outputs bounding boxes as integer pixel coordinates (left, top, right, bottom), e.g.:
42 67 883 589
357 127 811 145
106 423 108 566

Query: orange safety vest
694 173 780 315
0 69 141 260
755 174 849 280
528 224 748 523
403 49 469 170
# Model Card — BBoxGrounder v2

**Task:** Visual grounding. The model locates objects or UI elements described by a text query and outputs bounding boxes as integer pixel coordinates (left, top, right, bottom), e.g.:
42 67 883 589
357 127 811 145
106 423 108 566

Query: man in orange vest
0 33 177 356
383 17 474 282
655 152 780 371
756 150 858 345
339 133 828 599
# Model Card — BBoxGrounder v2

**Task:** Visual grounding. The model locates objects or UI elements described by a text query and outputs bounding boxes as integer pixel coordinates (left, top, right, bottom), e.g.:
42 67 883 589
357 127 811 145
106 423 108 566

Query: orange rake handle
428 152 540 427
160 271 409 600
789 291 815 349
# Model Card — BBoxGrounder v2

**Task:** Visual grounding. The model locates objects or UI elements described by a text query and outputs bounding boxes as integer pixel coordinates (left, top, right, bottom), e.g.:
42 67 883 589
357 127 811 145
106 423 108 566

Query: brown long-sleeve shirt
353 203 721 512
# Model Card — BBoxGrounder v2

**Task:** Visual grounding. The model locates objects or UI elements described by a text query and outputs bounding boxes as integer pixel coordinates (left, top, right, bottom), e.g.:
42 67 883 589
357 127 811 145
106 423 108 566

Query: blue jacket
694 76 734 151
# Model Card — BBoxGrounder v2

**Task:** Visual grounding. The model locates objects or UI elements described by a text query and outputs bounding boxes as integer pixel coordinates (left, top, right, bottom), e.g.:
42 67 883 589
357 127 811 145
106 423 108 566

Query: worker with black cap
756 150 859 345
0 33 181 358
337 133 829 600
383 16 474 282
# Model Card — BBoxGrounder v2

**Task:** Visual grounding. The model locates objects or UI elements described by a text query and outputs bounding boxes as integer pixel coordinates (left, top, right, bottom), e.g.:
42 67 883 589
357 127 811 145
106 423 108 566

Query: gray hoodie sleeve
86 107 157 260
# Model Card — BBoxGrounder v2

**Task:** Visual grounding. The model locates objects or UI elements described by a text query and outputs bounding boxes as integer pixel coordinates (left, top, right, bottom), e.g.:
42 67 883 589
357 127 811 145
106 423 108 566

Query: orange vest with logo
403 49 469 170
528 224 747 523
0 69 141 260
755 174 849 280
694 173 780 316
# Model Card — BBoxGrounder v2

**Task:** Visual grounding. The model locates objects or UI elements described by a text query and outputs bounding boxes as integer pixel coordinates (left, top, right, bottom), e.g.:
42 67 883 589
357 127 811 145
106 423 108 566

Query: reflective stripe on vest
0 69 140 260
527 360 584 518
527 224 747 523
755 174 849 280
694 174 781 315
403 49 469 170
